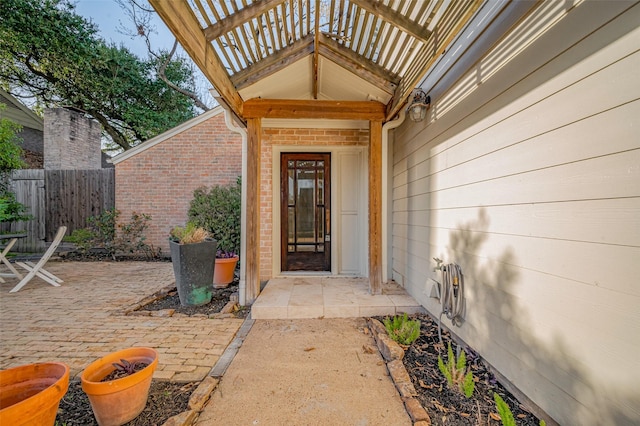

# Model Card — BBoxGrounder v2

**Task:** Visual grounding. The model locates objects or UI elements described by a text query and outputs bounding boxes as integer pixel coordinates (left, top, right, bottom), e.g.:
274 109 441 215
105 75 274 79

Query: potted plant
0 362 69 426
169 222 217 306
80 347 158 426
214 249 239 288
188 178 241 288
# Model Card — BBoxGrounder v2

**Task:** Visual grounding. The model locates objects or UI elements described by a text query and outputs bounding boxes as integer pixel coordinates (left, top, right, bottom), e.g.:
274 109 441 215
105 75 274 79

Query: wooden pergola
149 0 481 303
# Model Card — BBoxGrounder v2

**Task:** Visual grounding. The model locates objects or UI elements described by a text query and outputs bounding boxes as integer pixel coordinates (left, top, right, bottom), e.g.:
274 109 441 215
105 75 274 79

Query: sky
72 0 215 107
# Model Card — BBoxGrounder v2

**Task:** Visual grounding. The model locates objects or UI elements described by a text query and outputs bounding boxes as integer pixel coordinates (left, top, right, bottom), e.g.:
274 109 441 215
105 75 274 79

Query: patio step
251 277 425 319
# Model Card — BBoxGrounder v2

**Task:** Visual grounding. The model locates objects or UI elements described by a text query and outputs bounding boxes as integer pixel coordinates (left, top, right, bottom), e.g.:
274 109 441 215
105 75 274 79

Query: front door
281 153 331 271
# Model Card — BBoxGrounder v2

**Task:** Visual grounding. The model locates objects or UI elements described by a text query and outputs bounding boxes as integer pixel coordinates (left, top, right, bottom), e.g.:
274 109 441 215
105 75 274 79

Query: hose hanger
436 261 465 342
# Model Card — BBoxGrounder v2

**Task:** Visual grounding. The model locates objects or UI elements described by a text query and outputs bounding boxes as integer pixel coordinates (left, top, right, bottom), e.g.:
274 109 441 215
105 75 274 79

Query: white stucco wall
391 1 640 424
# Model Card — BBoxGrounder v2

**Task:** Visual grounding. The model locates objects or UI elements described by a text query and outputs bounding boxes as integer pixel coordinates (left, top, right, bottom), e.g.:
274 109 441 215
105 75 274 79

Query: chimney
44 107 102 169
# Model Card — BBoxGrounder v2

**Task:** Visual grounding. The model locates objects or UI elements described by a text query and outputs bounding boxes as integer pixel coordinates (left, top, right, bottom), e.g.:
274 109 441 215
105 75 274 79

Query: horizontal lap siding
391 2 640 425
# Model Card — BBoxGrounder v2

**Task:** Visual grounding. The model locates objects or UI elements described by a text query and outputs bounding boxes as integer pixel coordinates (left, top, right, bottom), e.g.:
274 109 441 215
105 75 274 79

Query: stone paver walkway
0 261 243 382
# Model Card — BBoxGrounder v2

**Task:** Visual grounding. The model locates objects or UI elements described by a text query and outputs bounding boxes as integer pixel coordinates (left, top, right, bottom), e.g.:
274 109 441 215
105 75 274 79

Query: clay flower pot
214 255 239 288
0 362 69 426
81 347 158 426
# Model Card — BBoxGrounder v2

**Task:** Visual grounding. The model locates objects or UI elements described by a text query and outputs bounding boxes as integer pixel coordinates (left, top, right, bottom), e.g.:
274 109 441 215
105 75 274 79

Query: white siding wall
391 2 640 425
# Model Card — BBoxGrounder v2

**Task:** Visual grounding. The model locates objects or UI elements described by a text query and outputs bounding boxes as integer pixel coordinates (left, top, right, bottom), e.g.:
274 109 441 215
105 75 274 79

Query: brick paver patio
0 261 243 382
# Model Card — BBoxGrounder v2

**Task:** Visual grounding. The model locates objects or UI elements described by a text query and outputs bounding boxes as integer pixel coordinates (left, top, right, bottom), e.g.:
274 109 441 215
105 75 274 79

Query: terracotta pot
81 347 158 426
0 362 69 426
214 255 239 288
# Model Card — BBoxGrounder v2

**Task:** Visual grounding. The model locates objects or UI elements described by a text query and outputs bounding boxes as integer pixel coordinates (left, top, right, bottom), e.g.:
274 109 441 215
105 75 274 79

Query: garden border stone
367 317 432 426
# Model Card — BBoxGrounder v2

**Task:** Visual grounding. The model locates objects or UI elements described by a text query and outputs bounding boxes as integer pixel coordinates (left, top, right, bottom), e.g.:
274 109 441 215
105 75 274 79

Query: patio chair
9 226 67 293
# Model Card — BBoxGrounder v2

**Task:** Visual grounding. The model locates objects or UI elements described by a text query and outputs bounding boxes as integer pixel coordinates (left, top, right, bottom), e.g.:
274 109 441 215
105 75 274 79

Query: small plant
170 222 210 244
383 313 421 346
216 249 237 259
438 342 475 398
493 392 516 426
111 359 144 376
493 393 546 426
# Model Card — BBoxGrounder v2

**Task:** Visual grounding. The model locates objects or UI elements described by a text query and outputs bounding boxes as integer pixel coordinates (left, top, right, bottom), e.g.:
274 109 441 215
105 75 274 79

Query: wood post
245 118 261 303
369 120 383 295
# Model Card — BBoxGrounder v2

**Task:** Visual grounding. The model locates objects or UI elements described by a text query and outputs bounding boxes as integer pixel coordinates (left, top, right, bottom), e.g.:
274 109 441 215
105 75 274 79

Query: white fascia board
419 0 537 99
111 106 224 165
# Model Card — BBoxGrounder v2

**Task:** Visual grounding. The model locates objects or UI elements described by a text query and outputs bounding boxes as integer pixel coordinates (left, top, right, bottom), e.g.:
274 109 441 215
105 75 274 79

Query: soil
137 282 249 318
399 313 542 426
56 380 195 426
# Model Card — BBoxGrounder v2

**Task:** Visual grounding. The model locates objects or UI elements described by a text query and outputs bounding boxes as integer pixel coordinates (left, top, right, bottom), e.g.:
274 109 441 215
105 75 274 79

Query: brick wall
259 127 369 279
44 108 101 169
115 111 242 256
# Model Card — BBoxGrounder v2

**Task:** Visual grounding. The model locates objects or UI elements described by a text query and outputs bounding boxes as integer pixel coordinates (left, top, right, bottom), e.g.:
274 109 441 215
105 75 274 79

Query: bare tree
116 0 213 112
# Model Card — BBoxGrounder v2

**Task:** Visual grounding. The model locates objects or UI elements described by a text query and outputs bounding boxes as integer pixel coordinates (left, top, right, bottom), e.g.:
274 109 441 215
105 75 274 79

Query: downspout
381 108 406 283
221 106 248 306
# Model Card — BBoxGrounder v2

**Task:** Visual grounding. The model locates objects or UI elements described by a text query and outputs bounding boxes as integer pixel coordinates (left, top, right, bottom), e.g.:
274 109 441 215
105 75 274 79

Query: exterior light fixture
407 89 431 122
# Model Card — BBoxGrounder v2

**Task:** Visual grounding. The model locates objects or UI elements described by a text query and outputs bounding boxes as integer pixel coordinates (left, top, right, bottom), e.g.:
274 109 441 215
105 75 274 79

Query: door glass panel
282 154 330 271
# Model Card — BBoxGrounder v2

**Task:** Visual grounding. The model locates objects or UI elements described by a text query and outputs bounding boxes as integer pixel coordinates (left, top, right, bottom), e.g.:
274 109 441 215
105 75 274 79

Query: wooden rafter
149 0 243 118
351 0 433 44
204 0 285 41
232 34 315 90
318 34 398 95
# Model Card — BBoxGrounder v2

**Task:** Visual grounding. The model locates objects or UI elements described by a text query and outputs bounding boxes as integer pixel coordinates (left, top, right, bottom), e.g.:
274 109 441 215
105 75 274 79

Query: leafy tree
0 104 30 223
0 0 203 151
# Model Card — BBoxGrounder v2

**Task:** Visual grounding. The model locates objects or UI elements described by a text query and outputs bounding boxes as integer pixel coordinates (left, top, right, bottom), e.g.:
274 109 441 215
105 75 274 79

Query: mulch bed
55 278 245 425
138 282 246 317
399 313 542 425
56 380 196 426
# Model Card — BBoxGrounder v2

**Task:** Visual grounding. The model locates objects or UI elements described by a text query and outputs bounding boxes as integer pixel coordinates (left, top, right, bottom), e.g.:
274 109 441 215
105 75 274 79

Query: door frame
271 145 368 277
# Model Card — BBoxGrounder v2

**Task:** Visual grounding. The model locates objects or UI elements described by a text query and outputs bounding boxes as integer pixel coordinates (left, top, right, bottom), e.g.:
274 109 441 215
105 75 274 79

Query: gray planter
169 239 217 306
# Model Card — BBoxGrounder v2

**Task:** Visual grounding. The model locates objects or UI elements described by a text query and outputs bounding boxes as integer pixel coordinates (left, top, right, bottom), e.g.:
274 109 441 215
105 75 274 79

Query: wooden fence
1 169 115 252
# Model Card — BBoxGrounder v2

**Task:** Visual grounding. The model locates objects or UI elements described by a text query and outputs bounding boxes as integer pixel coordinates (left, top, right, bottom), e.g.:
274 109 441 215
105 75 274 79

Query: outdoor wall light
407 89 431 122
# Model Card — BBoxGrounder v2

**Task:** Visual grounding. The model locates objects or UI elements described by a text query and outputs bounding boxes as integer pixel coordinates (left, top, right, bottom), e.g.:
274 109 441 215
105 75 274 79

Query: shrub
188 177 241 255
438 342 475 398
64 209 159 259
383 313 421 345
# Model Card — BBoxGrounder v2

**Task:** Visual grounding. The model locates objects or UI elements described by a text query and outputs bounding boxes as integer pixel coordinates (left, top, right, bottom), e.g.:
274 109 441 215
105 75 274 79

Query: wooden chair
10 226 67 293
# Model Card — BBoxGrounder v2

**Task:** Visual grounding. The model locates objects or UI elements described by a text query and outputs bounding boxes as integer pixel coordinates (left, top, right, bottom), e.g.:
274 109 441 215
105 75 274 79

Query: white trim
271 145 368 278
110 106 225 164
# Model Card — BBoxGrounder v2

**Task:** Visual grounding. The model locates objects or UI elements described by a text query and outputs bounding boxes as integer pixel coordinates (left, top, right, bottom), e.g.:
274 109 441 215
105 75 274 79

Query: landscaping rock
161 409 198 426
188 377 219 411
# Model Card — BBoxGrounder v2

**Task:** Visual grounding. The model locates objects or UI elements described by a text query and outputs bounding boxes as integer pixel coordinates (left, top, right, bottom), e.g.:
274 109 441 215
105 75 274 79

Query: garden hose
438 263 465 342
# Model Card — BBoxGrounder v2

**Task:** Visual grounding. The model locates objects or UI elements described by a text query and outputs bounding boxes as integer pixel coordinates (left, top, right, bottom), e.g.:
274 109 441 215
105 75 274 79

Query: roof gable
111 106 224 164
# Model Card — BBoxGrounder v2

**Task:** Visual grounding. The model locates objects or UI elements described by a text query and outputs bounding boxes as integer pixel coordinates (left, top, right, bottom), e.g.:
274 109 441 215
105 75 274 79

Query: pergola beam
350 0 432 44
150 0 243 119
232 35 315 90
242 98 386 120
318 35 398 95
204 0 285 41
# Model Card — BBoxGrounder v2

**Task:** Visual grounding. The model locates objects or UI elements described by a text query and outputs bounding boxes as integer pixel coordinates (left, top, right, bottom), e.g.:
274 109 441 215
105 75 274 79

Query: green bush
188 177 241 256
64 209 158 259
383 313 421 346
438 342 475 398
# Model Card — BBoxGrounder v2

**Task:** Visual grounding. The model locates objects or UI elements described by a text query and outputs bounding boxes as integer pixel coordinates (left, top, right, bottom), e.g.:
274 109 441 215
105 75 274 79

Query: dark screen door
281 153 331 271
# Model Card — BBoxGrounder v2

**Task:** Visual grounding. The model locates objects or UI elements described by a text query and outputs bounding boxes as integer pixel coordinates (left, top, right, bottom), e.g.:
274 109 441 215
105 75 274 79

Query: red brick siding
259 127 369 279
115 113 242 256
